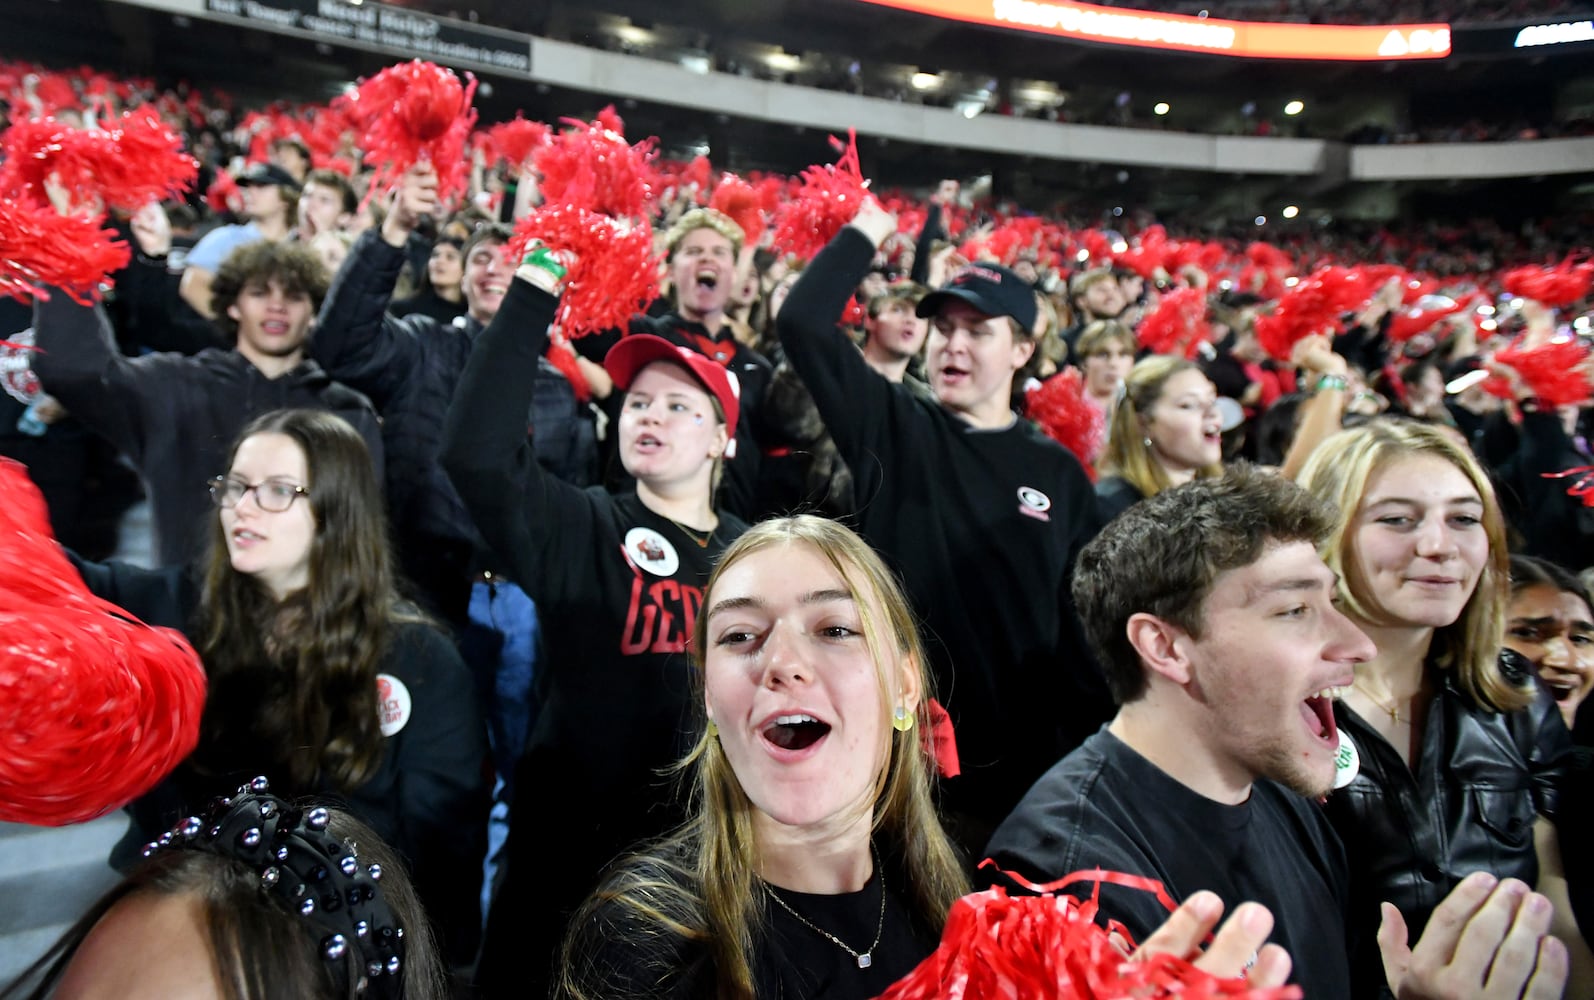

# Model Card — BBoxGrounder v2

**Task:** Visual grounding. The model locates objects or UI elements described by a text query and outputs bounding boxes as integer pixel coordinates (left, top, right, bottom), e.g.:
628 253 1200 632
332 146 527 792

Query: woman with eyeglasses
63 408 490 972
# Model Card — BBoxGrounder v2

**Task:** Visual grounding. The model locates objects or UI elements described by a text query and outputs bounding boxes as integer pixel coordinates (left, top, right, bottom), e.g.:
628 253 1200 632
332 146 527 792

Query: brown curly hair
209 241 330 341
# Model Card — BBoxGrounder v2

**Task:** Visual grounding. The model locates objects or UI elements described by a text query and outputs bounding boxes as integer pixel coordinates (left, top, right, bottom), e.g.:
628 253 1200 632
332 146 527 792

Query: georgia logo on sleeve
376 673 412 737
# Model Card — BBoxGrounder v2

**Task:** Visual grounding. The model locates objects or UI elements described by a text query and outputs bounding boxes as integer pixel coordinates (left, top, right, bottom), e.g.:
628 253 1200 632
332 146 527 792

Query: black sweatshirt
440 277 749 996
777 227 1113 829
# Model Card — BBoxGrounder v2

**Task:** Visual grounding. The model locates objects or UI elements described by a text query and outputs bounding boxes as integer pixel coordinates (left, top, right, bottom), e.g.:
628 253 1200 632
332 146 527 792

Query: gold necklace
666 517 714 548
762 845 887 970
1353 679 1411 726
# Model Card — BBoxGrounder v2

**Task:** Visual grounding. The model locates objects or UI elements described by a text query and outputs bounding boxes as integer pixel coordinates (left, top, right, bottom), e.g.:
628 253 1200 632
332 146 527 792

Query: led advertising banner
855 0 1452 60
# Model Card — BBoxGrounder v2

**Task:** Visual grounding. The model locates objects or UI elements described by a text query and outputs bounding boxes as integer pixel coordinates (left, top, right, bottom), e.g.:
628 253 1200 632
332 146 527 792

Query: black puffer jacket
32 293 383 567
312 230 596 557
1326 653 1572 997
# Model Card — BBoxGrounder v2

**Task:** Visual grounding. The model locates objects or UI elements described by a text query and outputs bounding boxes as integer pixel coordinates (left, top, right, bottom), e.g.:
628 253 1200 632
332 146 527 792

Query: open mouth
762 713 832 752
1540 673 1583 705
695 269 719 291
232 527 265 545
634 433 663 452
1301 685 1347 745
939 366 969 382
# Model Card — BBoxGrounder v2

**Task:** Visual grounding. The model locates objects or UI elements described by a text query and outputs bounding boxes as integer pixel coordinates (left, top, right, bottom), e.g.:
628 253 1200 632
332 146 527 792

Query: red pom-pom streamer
1386 294 1476 344
1136 286 1212 359
1115 225 1172 281
0 109 198 211
1484 336 1593 407
340 60 477 206
1025 369 1105 478
544 332 591 403
877 864 1301 1000
1253 266 1378 362
772 129 870 262
1501 258 1594 309
206 169 242 217
0 198 130 305
709 173 768 246
1544 467 1594 509
0 458 206 825
506 206 660 339
534 108 658 219
483 116 549 172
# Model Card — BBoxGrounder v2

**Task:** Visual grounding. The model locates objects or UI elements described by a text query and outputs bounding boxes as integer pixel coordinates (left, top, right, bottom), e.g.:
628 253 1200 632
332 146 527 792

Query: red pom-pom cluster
1500 258 1594 309
0 108 197 211
1253 266 1378 362
710 173 769 246
1026 369 1105 478
535 107 659 219
506 206 660 339
772 129 870 261
0 458 206 826
482 115 550 172
340 60 477 206
1385 294 1475 344
877 872 1301 1000
1136 286 1212 359
0 197 129 305
1485 336 1593 407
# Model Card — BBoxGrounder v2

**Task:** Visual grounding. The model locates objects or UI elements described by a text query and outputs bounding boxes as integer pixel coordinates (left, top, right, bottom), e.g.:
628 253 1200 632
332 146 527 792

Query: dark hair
270 136 312 165
211 241 330 340
463 222 513 262
1254 392 1307 467
0 807 444 1000
1509 554 1591 607
1073 464 1335 703
304 169 358 215
197 410 410 791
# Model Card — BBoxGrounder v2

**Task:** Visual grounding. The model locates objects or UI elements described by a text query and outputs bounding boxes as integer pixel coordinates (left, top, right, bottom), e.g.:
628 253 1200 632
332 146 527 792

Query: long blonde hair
558 516 967 999
1295 421 1525 712
1098 354 1223 494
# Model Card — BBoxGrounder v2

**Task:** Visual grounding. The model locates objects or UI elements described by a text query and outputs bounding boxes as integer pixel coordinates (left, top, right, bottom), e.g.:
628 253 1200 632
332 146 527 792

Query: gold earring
706 719 719 739
892 706 914 733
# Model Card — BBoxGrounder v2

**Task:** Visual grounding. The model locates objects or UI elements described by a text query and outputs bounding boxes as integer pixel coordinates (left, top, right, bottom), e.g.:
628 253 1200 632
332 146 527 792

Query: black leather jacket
1326 654 1571 997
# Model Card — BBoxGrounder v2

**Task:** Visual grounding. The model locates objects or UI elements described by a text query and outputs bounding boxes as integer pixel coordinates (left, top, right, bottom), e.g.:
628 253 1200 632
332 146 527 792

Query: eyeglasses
208 476 310 512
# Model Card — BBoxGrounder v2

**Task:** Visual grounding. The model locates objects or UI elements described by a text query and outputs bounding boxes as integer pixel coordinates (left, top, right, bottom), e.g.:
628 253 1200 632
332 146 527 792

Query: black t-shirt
568 849 938 1000
984 728 1354 998
778 228 1112 828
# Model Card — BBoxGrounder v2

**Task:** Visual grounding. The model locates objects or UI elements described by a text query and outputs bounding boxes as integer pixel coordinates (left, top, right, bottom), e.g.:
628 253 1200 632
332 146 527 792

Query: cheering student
63 409 487 970
776 196 1107 845
440 247 750 999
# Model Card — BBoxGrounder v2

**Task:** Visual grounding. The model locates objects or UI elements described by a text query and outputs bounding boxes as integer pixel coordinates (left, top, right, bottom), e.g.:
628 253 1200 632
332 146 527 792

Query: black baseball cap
235 162 302 192
916 263 1038 330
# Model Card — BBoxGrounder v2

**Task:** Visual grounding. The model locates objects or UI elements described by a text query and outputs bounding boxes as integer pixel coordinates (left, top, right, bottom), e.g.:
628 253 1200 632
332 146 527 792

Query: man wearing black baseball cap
179 161 301 319
778 196 1109 848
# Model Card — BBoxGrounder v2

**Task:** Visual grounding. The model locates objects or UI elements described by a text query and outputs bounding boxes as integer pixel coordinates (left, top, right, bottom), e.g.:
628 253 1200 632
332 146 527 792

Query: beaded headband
144 777 406 998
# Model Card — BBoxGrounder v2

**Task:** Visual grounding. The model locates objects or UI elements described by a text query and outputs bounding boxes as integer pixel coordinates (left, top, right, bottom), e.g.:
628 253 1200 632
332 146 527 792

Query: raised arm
439 253 576 596
31 292 161 463
775 202 913 467
310 168 439 406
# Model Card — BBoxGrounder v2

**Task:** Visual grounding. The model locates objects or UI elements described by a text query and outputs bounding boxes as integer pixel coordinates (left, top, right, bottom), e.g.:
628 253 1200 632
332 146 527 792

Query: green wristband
1315 373 1349 393
519 245 568 282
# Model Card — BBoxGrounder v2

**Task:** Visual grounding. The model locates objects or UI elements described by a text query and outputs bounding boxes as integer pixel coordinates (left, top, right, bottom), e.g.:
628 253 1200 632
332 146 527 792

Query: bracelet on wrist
1315 373 1349 393
518 245 569 282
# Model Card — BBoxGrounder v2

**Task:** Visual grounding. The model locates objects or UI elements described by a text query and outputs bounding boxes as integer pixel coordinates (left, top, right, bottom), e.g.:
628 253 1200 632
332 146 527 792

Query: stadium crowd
2 48 1594 1000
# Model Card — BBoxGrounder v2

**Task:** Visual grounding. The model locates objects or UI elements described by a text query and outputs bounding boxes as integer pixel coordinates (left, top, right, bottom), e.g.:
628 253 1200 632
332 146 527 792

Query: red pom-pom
0 114 200 212
1501 258 1594 309
682 154 713 194
1245 241 1294 275
877 868 1302 1000
1026 369 1105 477
534 108 658 219
1487 336 1593 407
483 116 549 172
709 174 768 246
0 458 206 825
1136 286 1212 359
30 73 80 114
1166 239 1228 277
1253 266 1377 362
0 198 130 305
206 169 242 217
771 129 870 261
1386 294 1476 344
506 206 660 338
1115 225 1172 281
340 60 477 206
